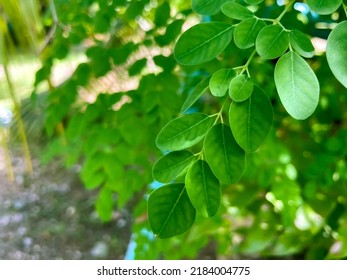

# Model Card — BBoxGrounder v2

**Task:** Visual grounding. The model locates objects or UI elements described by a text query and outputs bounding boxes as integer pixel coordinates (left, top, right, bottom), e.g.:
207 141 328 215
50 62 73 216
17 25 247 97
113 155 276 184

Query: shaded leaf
306 0 342 15
229 74 253 102
148 184 196 238
210 68 236 97
274 51 320 120
229 86 273 152
174 22 234 65
181 76 210 113
221 2 254 20
289 30 314 58
192 0 233 15
204 123 245 184
186 160 221 217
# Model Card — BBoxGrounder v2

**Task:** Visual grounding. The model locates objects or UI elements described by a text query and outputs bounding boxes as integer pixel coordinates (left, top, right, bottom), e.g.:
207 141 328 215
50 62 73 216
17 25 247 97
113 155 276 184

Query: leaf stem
343 3 347 17
240 49 257 76
276 0 295 22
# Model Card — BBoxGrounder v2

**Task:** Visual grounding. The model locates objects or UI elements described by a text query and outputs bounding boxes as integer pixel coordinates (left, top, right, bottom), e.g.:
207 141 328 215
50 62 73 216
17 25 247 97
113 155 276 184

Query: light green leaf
204 123 245 185
209 68 236 97
156 113 214 151
186 160 221 217
326 21 347 88
221 2 254 20
274 51 320 120
96 187 114 222
244 0 264 4
289 30 314 58
152 151 195 183
234 18 266 49
174 22 234 65
256 25 289 59
148 184 196 238
192 0 234 15
306 0 342 15
229 86 273 152
229 74 253 102
181 76 210 113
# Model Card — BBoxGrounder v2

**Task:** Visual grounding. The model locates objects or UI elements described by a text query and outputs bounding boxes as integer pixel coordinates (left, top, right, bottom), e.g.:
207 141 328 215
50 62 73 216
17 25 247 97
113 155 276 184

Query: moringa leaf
221 2 254 20
234 18 266 49
289 30 314 58
192 0 234 15
306 0 342 15
229 74 253 102
210 68 236 97
181 76 210 113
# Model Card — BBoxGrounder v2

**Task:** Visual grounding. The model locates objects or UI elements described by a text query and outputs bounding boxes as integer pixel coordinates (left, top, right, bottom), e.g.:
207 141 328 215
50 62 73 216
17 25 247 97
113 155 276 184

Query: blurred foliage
2 0 347 259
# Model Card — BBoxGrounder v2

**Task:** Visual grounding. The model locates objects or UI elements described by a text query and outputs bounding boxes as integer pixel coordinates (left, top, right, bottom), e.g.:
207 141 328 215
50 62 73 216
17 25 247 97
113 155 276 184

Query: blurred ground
0 147 132 260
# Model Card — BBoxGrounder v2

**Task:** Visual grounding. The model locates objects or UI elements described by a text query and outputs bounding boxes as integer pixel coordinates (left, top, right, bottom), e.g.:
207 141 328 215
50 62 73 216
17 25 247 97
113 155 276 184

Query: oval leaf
192 0 233 15
234 18 266 49
210 68 237 97
181 76 210 113
306 0 342 15
156 113 214 151
244 0 264 4
229 74 253 102
229 86 273 152
275 51 320 120
326 21 347 88
256 25 289 59
221 2 254 20
152 151 195 183
204 123 246 185
289 30 314 58
174 22 234 65
186 160 221 217
148 184 196 238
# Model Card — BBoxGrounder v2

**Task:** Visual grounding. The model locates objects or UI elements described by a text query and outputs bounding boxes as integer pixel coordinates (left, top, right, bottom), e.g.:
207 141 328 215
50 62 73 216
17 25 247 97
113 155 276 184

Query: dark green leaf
234 18 266 49
289 30 314 58
275 51 320 120
174 22 234 65
156 113 214 151
221 2 254 20
244 0 264 4
154 2 170 27
128 58 147 76
210 68 237 97
192 0 234 15
181 76 210 113
229 86 273 152
148 184 196 238
326 21 347 88
186 160 221 217
204 123 245 185
306 0 342 15
229 74 253 102
256 25 289 59
153 151 195 183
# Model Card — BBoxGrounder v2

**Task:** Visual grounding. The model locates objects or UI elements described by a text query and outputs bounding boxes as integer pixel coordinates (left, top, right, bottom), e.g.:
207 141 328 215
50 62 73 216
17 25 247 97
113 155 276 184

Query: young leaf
156 113 214 151
256 25 289 59
221 2 254 20
326 21 347 88
192 0 233 15
152 151 195 183
289 30 314 58
229 86 273 152
204 123 246 185
234 18 266 49
210 68 237 97
174 22 234 65
181 76 210 113
229 74 253 102
186 160 221 218
148 184 196 238
306 0 342 15
275 51 320 120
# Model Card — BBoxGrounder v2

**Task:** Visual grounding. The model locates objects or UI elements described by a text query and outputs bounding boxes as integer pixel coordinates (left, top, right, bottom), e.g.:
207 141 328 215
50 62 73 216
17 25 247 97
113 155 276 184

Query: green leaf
181 76 210 113
209 68 236 97
234 18 266 49
192 0 233 15
174 22 234 65
154 2 170 27
229 86 273 152
229 74 253 102
221 2 254 20
306 0 342 15
96 187 114 222
152 151 195 183
256 25 289 59
148 184 196 238
204 123 246 185
326 21 347 88
156 113 214 151
289 30 314 58
244 0 264 4
274 51 320 120
186 160 221 217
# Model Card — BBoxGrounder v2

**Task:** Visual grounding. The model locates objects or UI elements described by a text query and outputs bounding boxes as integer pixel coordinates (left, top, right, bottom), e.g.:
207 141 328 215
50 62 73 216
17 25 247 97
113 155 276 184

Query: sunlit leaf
234 18 266 49
209 68 236 97
229 74 253 102
221 2 254 20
